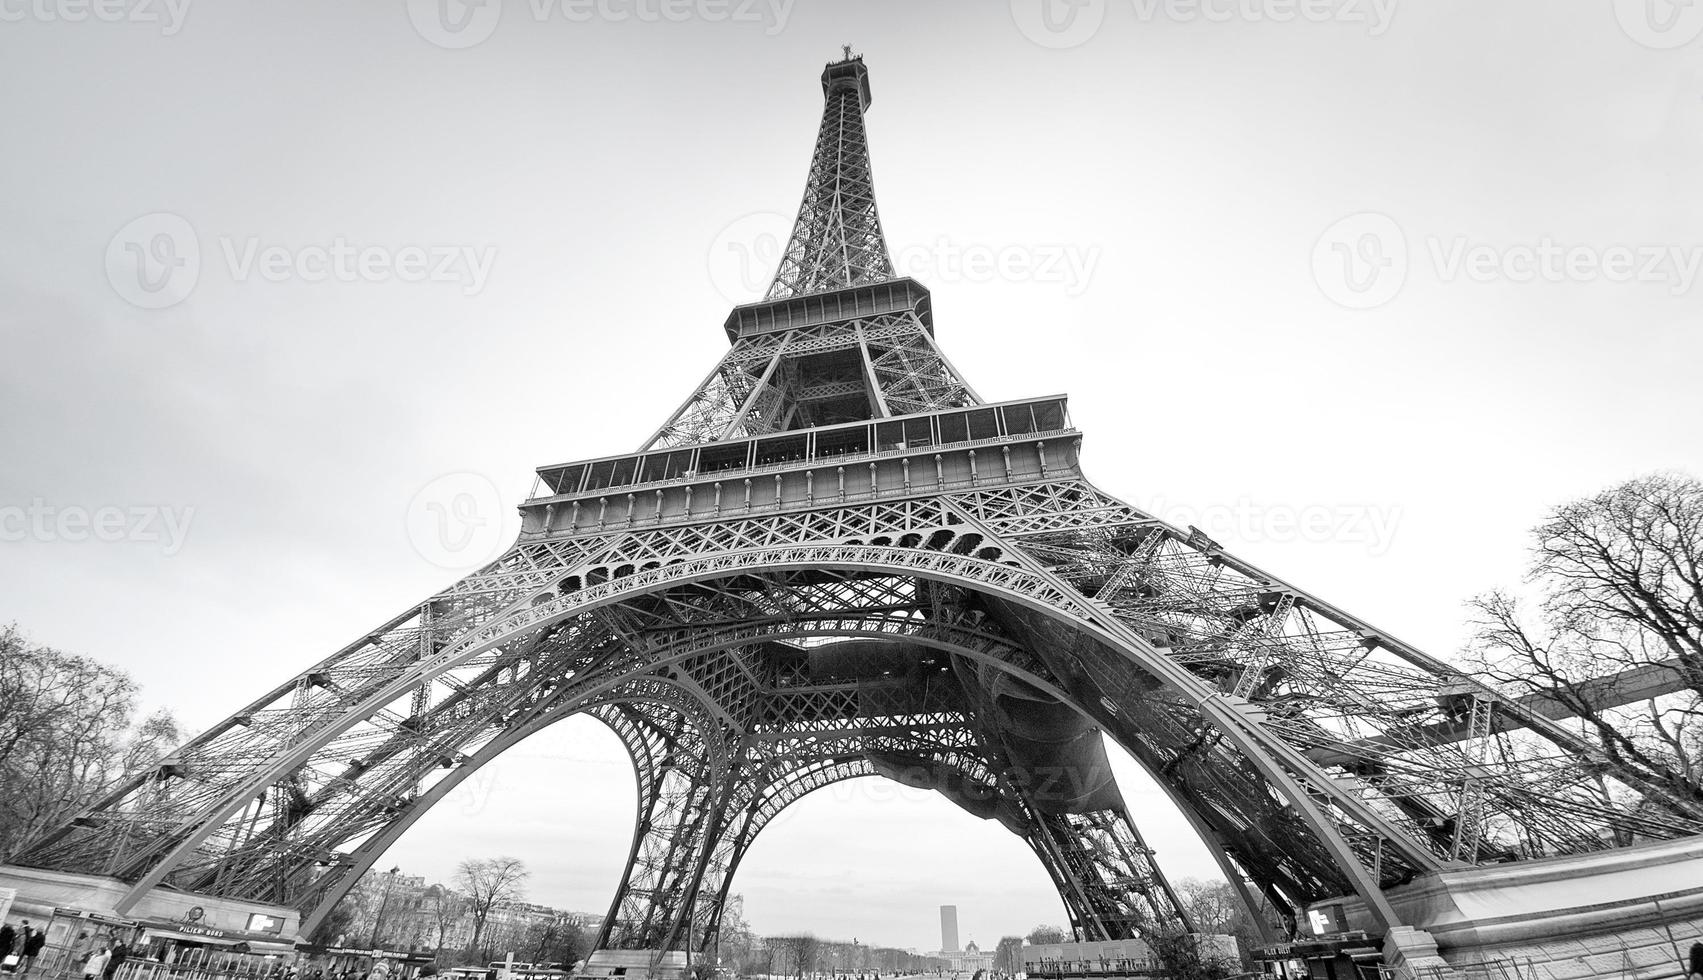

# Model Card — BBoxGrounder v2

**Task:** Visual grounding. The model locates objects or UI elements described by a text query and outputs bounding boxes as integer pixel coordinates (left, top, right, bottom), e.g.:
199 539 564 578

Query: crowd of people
0 921 55 978
0 934 445 980
249 958 442 980
0 923 130 980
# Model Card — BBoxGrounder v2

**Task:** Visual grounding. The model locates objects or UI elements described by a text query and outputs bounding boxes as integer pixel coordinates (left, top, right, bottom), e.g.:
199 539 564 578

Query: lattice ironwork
766 56 893 301
13 51 1703 968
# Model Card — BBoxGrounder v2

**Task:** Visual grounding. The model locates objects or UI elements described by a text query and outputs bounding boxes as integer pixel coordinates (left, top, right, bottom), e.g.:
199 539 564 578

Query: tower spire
765 52 895 300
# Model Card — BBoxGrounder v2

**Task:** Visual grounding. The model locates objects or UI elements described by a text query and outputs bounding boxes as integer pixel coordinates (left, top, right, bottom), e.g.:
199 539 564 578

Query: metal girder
767 55 893 301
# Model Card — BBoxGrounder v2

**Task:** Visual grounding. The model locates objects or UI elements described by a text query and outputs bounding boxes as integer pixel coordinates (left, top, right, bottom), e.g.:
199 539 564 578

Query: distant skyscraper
940 905 960 952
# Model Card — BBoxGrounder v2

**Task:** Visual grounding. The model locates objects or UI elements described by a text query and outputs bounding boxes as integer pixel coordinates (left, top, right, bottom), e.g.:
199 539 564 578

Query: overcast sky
3 0 1702 954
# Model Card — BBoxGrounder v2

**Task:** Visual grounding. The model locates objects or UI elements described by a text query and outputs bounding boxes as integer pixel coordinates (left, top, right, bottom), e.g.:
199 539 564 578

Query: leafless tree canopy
1174 877 1279 967
455 856 531 953
1025 924 1069 945
1465 472 1703 816
0 624 180 859
765 933 821 978
994 936 1026 974
424 883 470 956
714 892 756 970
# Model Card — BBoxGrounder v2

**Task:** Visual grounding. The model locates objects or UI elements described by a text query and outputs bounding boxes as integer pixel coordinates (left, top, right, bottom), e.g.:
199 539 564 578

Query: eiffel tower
13 52 1703 973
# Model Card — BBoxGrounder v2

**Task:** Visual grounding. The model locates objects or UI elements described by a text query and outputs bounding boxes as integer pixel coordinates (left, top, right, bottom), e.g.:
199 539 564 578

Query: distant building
927 907 991 974
940 906 960 953
940 941 994 974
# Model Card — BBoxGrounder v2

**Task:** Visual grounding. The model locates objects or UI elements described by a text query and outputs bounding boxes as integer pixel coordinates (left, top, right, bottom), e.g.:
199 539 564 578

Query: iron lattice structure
16 55 1703 960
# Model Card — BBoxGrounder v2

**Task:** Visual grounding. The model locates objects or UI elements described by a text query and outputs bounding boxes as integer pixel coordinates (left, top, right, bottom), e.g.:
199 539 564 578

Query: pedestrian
18 923 45 978
0 922 15 974
102 941 127 980
83 946 110 980
1687 942 1703 980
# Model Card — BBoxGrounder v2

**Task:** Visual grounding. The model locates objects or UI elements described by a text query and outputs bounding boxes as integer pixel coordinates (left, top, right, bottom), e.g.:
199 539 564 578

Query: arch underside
14 482 1703 955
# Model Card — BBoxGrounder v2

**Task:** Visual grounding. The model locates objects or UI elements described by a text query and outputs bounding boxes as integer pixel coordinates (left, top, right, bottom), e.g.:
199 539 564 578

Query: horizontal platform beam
1308 658 1689 767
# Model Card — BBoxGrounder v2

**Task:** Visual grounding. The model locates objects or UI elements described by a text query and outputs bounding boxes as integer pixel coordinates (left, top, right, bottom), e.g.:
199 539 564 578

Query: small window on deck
903 416 935 449
1033 400 1067 432
699 442 750 475
639 449 696 483
938 411 970 445
876 420 906 451
753 433 808 467
966 408 1000 440
1003 403 1039 435
814 424 871 458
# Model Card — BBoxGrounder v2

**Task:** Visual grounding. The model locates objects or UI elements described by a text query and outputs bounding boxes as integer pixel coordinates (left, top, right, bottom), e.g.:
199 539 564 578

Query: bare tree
0 625 181 859
714 893 754 971
1025 925 1069 945
767 934 820 979
1175 878 1280 967
525 917 587 970
120 708 182 776
311 898 360 947
1175 878 1243 935
423 884 470 958
455 856 530 955
993 937 1025 974
1464 473 1703 818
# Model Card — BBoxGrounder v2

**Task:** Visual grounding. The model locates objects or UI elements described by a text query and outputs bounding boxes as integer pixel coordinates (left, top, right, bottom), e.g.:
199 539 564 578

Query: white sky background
3 0 1703 955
